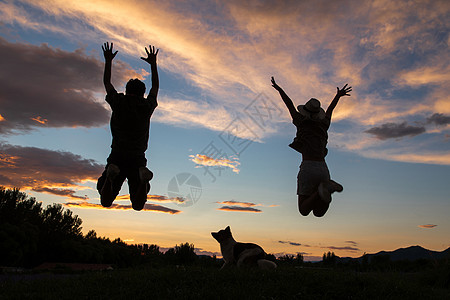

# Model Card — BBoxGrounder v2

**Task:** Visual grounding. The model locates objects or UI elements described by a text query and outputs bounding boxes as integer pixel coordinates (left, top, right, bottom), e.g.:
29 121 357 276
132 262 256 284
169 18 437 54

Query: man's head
126 79 146 97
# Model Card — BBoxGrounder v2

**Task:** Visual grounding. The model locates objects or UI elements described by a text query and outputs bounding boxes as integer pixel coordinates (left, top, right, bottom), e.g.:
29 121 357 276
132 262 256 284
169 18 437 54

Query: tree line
0 187 210 268
1 187 447 272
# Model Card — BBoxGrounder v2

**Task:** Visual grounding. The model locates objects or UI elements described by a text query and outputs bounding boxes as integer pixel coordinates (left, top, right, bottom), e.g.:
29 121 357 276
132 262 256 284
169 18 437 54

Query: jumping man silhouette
97 42 159 211
271 77 351 217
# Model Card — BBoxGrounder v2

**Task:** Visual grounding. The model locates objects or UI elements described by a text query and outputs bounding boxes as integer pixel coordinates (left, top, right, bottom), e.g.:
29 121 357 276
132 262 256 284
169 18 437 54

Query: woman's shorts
297 160 330 196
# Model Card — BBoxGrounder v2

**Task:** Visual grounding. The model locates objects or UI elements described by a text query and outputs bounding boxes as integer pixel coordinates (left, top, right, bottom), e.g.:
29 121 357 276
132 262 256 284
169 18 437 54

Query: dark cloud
0 143 103 199
65 201 181 214
278 240 302 246
345 241 358 246
365 121 426 140
324 246 360 252
427 113 450 126
0 37 142 134
32 187 87 200
217 206 262 213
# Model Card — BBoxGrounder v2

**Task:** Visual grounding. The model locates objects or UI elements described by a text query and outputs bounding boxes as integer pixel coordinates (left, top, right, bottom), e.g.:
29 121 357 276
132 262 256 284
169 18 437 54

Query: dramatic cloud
217 206 262 213
278 240 302 247
0 143 103 199
216 200 258 207
33 187 87 200
427 113 450 127
365 122 426 140
65 201 181 214
1 0 450 164
190 154 240 174
418 224 437 229
0 37 143 134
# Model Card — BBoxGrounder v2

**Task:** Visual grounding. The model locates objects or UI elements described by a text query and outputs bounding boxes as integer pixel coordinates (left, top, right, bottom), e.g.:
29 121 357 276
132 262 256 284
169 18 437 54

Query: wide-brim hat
297 98 325 119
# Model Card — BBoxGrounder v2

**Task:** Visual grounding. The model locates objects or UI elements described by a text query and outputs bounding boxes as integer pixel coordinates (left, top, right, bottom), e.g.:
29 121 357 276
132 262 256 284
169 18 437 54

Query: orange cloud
31 116 48 125
216 200 258 207
33 187 87 200
418 224 437 229
217 206 262 213
0 114 5 121
190 154 240 174
65 201 181 214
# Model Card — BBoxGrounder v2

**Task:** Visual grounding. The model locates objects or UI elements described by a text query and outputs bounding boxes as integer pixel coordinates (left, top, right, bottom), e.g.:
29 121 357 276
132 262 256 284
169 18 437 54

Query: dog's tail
257 259 277 270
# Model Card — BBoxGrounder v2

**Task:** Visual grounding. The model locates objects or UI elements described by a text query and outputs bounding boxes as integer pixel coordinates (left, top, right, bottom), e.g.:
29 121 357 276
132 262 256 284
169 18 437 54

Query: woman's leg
298 193 318 216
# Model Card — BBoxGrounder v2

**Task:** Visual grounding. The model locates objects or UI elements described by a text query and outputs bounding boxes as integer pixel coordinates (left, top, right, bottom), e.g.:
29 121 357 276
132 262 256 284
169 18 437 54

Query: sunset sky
1 0 449 261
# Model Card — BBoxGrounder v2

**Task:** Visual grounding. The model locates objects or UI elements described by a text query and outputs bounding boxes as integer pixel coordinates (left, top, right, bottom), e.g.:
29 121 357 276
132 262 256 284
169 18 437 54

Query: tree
165 242 198 264
41 203 83 238
322 251 337 266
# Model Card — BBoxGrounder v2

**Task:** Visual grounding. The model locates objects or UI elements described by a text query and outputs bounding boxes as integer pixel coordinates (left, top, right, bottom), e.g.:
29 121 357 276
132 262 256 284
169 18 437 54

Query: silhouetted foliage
1 187 448 273
0 187 142 267
266 253 277 262
277 253 303 266
322 251 337 266
164 242 198 265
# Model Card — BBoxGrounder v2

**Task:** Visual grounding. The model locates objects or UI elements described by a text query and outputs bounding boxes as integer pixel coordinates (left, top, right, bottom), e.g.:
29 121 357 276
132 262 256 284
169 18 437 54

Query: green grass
1 265 449 299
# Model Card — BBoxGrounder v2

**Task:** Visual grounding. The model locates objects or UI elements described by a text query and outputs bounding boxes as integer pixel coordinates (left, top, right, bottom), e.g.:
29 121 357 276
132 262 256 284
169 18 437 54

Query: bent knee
132 202 145 211
313 209 326 217
131 198 146 211
100 199 114 208
132 205 144 211
298 207 311 216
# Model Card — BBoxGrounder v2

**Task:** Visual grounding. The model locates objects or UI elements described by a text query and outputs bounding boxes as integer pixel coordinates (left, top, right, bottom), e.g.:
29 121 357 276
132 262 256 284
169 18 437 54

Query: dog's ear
225 226 230 232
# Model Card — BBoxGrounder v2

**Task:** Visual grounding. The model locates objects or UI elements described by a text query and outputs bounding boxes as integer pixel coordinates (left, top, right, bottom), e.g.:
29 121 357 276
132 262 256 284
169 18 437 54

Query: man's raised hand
141 45 159 65
102 42 118 61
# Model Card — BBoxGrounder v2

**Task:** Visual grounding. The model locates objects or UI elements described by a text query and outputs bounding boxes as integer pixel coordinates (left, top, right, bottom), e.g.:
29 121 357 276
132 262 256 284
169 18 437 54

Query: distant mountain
339 245 450 263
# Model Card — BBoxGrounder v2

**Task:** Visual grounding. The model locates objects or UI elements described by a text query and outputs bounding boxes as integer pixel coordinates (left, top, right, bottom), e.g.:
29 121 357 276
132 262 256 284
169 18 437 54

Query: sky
0 0 449 261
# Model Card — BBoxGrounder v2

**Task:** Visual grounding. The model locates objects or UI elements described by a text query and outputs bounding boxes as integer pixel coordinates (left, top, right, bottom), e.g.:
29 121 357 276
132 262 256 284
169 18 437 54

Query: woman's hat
297 98 325 119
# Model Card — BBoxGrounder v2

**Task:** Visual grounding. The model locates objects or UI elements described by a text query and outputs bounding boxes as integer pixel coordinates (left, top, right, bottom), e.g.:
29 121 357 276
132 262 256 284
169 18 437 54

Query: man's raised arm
141 45 159 108
102 42 118 95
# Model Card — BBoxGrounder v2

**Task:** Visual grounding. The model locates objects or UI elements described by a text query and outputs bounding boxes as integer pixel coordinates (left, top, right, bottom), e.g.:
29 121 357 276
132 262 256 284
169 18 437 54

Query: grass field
1 265 449 299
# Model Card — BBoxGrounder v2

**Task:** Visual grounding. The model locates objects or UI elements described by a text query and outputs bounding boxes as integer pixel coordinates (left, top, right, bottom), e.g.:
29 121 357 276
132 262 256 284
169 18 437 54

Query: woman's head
297 98 325 119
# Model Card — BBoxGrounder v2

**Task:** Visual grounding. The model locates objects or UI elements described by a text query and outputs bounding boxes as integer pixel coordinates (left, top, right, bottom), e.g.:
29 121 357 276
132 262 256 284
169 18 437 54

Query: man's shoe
139 167 153 182
328 180 343 193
